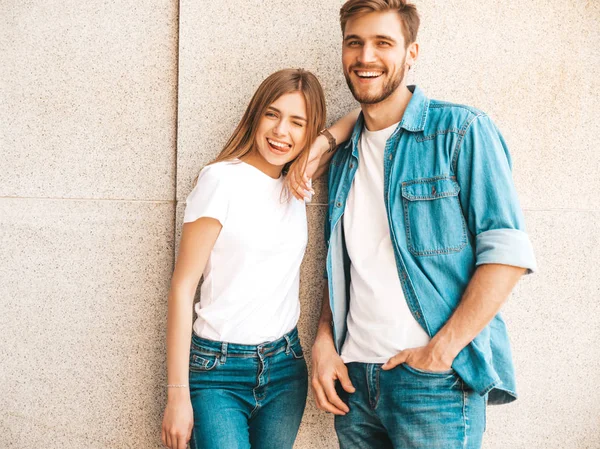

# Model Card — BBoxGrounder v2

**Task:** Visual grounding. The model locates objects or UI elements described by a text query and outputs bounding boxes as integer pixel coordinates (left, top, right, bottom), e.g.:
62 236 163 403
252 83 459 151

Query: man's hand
381 343 456 372
311 337 355 415
382 264 527 373
286 135 328 201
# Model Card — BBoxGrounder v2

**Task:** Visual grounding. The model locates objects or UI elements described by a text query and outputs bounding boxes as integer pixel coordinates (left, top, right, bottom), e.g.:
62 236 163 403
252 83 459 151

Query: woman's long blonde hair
208 68 326 177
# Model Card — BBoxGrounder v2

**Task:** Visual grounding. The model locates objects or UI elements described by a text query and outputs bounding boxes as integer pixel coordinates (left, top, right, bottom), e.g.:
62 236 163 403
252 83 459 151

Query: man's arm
311 284 355 415
287 108 360 200
383 263 525 371
385 114 536 372
312 108 361 179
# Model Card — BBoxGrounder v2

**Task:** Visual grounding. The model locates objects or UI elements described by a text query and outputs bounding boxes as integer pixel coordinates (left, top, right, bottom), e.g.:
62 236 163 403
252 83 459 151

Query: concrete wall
2 0 599 448
1 1 178 447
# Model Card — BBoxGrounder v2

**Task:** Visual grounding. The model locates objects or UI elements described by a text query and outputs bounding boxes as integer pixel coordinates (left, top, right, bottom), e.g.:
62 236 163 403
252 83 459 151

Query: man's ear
407 42 419 69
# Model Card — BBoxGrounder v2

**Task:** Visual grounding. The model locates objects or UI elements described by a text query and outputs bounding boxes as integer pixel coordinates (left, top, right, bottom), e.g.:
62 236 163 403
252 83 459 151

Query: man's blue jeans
335 362 486 449
188 327 308 449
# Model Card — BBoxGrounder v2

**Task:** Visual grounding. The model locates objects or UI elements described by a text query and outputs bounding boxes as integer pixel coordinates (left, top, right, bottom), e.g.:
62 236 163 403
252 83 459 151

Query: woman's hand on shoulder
161 392 194 449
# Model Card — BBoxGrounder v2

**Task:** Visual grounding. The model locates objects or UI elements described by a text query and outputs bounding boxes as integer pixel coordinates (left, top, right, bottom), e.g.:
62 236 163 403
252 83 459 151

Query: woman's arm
287 108 360 200
161 217 222 449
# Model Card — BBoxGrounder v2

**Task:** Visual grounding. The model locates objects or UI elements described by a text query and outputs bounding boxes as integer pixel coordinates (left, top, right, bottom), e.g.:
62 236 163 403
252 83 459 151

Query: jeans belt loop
284 334 292 355
220 342 228 364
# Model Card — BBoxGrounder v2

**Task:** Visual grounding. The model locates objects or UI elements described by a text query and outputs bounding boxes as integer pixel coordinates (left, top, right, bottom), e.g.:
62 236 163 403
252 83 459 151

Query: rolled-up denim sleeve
455 114 537 273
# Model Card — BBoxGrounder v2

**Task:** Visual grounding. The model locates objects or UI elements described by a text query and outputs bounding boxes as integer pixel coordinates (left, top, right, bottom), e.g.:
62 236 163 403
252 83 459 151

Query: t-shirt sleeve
183 165 230 225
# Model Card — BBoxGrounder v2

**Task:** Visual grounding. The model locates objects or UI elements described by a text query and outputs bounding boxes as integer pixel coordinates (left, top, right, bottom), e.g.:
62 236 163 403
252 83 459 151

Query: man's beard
344 56 407 105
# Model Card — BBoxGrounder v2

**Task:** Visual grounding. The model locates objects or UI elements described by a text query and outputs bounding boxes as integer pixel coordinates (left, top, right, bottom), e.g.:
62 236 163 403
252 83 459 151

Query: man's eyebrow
344 34 397 43
267 106 307 122
375 34 396 43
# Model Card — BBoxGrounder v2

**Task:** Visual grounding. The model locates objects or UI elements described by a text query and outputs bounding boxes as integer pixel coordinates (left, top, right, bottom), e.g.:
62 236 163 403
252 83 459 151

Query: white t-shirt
183 160 307 344
341 122 431 363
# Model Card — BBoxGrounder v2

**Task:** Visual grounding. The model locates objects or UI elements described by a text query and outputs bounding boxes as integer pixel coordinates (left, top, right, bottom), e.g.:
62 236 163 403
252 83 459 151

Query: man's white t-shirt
341 122 431 363
183 160 307 344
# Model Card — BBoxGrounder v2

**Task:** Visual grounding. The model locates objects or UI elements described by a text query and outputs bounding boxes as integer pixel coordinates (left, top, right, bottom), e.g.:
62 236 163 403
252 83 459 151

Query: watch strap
319 128 337 154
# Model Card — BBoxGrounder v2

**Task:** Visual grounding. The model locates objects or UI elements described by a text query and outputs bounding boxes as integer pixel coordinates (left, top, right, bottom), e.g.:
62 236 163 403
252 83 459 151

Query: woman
160 68 357 449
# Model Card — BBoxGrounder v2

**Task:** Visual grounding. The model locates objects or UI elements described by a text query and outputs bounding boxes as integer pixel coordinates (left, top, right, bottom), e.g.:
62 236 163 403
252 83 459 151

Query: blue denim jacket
324 86 537 405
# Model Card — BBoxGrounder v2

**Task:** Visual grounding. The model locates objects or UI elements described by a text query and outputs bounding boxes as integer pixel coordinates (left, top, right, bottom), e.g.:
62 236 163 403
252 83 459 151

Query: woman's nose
273 120 288 136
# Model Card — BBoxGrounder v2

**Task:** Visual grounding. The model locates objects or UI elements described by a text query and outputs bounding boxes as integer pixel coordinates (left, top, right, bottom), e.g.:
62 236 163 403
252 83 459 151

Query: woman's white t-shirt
183 159 307 344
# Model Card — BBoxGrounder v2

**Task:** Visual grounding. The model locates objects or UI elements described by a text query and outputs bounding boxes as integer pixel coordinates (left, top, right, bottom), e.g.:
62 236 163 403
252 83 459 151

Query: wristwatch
319 128 337 154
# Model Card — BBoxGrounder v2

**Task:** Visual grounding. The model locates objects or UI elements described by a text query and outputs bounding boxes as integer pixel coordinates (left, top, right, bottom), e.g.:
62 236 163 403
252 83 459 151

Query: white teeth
267 138 290 149
356 71 382 78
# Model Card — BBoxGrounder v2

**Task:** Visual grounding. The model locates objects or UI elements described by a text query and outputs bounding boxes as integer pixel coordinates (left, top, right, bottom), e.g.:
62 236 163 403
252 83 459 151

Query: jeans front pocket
289 342 304 360
401 363 456 378
189 353 219 372
401 176 468 256
189 342 220 372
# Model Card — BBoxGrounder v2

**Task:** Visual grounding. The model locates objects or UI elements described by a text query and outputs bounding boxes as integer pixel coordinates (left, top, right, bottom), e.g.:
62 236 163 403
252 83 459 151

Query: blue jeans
188 327 308 449
335 363 486 449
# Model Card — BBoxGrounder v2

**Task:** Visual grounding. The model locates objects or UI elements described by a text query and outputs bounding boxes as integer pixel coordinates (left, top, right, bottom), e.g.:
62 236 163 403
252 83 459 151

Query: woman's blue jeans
188 327 308 449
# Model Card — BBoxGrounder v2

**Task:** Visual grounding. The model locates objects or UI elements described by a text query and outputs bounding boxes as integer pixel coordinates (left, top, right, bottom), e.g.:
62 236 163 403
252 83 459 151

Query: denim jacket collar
399 85 430 132
348 85 430 159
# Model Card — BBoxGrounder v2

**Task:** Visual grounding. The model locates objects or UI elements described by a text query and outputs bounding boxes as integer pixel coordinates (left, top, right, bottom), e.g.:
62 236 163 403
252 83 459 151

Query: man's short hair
340 0 420 47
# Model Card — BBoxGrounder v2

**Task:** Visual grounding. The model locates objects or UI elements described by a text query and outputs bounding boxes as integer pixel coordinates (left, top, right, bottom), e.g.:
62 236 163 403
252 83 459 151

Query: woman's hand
161 393 194 449
286 134 328 201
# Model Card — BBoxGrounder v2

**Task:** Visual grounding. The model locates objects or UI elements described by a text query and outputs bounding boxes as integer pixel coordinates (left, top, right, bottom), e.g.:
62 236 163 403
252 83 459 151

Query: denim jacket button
336 202 342 208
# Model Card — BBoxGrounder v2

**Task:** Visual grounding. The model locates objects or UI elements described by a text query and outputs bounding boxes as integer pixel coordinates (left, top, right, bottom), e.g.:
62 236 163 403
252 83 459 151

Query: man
296 0 537 448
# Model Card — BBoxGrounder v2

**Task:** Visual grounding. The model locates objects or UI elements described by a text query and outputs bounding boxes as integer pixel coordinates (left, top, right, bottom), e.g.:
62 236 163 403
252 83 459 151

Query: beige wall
1 0 178 447
2 0 599 448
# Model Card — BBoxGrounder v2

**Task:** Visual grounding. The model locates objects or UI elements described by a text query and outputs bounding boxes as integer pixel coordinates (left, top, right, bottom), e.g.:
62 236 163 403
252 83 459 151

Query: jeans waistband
191 327 300 358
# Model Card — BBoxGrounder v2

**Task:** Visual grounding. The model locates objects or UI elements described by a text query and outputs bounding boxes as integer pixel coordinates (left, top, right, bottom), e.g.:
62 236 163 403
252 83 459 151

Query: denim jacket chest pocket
400 176 468 256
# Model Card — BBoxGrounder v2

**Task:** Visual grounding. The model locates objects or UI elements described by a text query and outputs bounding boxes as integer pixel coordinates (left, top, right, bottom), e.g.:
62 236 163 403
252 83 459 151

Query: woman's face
252 91 308 176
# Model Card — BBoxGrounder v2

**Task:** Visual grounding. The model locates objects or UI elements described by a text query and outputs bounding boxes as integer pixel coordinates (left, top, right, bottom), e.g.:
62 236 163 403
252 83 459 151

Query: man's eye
348 41 360 46
379 41 390 46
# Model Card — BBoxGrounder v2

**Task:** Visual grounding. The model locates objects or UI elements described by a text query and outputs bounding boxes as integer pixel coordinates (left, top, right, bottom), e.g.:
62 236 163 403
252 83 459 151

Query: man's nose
358 43 377 65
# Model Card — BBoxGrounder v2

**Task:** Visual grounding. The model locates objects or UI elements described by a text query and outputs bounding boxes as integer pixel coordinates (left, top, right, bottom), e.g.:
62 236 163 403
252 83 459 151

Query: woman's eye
293 122 304 127
266 112 277 118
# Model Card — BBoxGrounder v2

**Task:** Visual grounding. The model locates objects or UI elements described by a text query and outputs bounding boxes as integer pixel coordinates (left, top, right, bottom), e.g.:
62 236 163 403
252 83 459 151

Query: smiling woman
246 91 309 178
160 69 327 449
208 69 326 180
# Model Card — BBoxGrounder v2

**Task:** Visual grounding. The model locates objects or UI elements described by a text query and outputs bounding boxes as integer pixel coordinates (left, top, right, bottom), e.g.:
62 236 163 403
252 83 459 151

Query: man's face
342 11 412 105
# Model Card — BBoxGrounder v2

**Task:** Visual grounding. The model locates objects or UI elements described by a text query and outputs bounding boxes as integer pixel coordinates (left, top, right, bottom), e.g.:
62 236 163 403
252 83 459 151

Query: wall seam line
0 196 175 203
173 0 181 266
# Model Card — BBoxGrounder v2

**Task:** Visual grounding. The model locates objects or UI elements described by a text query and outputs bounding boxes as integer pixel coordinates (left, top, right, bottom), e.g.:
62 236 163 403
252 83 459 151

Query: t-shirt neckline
234 158 283 183
363 120 401 140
